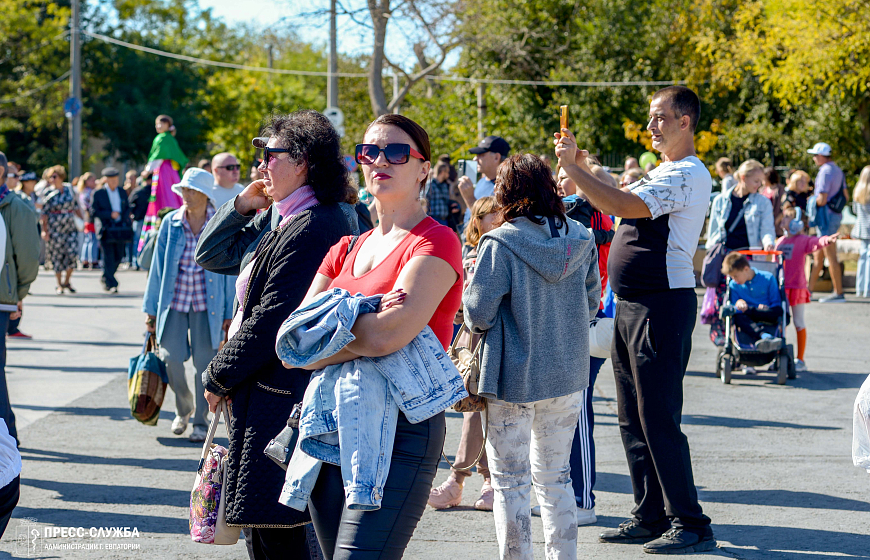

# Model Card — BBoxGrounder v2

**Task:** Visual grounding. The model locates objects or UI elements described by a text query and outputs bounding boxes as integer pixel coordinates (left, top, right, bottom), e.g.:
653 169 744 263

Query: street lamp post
68 0 82 179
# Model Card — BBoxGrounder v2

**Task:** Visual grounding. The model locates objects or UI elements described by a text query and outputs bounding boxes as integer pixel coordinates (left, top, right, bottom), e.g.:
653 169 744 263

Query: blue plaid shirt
426 178 451 222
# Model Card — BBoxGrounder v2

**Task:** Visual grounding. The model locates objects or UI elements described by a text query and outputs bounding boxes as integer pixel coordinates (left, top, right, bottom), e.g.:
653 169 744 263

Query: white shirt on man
106 186 122 215
211 183 245 210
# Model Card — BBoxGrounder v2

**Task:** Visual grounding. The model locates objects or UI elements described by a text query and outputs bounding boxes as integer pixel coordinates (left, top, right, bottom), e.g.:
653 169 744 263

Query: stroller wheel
777 351 788 385
786 345 797 380
720 355 732 384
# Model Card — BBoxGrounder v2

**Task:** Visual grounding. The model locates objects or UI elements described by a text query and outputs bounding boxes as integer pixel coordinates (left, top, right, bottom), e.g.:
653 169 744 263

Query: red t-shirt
318 217 463 349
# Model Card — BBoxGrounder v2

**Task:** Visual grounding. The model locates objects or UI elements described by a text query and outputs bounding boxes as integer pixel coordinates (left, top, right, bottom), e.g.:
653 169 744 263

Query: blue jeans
0 313 16 443
857 239 870 297
80 231 99 263
127 220 143 266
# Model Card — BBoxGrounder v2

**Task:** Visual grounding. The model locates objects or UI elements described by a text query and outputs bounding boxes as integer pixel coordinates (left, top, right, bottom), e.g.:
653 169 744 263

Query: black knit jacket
202 203 352 528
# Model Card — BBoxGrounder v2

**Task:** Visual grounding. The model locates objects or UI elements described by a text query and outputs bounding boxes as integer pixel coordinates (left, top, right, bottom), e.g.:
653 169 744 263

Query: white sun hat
172 168 217 206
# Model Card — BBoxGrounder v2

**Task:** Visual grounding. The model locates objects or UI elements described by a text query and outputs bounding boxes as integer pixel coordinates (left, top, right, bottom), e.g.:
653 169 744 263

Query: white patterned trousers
485 391 583 560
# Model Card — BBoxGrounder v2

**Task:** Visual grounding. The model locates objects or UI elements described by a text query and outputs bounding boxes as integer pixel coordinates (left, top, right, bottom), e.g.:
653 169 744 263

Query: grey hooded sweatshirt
463 215 600 403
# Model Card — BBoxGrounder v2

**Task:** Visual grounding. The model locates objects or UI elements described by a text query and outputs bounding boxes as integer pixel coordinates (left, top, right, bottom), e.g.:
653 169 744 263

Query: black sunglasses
217 164 241 171
252 137 293 167
355 144 426 166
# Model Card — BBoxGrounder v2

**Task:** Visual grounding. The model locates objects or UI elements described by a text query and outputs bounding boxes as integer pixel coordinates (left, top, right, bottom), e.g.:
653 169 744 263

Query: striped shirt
170 206 215 313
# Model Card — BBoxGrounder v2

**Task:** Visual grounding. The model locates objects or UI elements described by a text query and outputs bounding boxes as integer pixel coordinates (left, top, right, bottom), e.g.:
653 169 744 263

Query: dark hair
365 114 431 191
764 167 780 185
722 252 750 274
652 86 701 132
495 153 567 231
262 110 356 205
156 114 173 126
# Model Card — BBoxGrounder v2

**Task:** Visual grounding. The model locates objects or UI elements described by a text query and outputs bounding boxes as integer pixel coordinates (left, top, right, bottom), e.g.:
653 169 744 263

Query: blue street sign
64 97 82 118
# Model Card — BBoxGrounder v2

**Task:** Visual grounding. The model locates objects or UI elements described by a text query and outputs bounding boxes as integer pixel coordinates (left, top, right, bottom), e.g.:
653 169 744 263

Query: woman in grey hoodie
463 154 600 560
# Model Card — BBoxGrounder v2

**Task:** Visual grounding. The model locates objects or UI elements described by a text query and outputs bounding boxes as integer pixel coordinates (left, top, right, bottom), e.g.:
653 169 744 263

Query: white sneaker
531 505 541 517
171 413 191 435
576 507 597 526
819 293 846 303
794 359 807 372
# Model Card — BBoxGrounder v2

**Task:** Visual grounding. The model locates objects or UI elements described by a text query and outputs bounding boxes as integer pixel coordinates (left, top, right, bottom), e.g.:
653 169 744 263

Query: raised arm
195 196 270 275
555 130 653 219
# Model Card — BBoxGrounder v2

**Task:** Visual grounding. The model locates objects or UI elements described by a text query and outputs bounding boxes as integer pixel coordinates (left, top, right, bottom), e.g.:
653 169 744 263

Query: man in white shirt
457 136 510 225
210 153 245 210
556 86 715 554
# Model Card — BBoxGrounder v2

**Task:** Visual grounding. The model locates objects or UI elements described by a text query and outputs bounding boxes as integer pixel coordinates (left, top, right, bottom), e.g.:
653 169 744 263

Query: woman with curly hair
201 110 357 559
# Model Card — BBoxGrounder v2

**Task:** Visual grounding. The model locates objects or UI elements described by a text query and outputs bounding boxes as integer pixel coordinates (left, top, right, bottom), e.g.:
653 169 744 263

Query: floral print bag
190 399 239 545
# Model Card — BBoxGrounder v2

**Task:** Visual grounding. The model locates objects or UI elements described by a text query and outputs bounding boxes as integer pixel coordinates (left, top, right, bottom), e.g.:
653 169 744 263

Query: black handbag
263 402 301 470
827 176 847 214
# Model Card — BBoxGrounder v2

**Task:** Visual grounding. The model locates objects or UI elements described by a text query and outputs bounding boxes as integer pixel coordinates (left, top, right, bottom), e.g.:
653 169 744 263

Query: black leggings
308 411 445 560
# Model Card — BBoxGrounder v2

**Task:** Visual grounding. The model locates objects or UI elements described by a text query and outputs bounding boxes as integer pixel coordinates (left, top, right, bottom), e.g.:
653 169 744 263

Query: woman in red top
300 114 462 559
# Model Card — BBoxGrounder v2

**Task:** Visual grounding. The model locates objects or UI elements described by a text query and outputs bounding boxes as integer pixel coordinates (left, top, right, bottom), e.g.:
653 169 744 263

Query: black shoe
600 519 669 544
643 528 716 554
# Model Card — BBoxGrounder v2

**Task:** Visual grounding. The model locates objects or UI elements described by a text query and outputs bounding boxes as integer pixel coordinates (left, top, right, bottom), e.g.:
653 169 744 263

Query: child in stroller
721 252 784 354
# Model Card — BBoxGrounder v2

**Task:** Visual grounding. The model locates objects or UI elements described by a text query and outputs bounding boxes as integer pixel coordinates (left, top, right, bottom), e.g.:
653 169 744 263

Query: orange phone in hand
560 105 569 137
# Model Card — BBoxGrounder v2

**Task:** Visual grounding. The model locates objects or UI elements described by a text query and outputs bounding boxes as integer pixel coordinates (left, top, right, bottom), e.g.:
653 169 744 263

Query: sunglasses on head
217 164 241 171
355 144 426 166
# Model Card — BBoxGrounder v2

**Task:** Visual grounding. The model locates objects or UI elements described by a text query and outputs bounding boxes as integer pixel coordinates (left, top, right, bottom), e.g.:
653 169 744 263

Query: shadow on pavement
156 437 228 448
12 405 132 421
594 472 632 494
719 524 870 559
16 340 141 348
11 365 124 375
9 507 187 535
21 480 189 508
686 369 867 391
18 449 197 473
683 415 838 430
788 371 867 390
699 489 870 512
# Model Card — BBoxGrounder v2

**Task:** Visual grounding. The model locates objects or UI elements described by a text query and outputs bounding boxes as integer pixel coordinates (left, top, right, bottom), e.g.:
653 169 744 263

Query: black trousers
0 475 20 539
732 308 780 342
612 288 711 534
308 411 445 560
100 240 125 289
248 526 309 560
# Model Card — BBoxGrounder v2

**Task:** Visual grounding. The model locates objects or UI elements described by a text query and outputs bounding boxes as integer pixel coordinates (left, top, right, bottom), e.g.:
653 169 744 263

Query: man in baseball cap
807 141 847 302
807 142 832 157
458 135 511 224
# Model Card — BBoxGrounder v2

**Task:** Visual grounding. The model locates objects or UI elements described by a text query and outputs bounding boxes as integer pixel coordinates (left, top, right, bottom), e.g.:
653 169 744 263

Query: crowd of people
2 82 869 559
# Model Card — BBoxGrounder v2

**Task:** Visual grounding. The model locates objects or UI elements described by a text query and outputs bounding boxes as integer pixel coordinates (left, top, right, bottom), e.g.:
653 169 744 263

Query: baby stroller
715 250 797 385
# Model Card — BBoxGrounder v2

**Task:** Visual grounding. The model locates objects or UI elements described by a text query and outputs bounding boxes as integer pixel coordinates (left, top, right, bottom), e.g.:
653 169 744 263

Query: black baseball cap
469 136 510 157
20 171 37 182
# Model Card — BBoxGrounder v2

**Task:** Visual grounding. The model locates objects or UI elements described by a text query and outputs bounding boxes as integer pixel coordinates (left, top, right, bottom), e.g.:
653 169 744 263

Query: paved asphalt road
0 268 867 559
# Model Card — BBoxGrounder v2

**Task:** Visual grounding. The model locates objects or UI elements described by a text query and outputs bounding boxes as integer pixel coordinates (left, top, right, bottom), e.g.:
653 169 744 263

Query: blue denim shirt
275 288 467 511
142 210 236 349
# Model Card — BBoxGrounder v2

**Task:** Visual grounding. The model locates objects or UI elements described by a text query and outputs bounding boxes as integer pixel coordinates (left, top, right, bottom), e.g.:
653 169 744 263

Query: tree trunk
367 0 390 116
